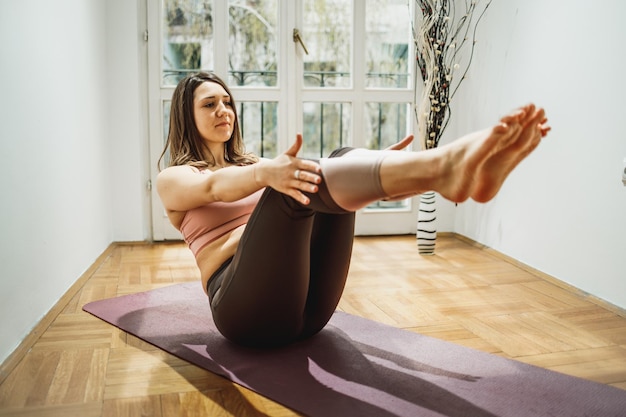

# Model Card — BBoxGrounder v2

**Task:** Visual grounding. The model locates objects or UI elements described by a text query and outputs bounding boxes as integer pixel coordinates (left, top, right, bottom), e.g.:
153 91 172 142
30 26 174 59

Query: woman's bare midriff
195 224 246 294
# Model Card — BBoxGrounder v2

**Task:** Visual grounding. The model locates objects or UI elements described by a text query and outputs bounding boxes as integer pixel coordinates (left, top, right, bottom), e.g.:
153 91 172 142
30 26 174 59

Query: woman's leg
319 103 548 210
297 210 355 340
209 151 357 347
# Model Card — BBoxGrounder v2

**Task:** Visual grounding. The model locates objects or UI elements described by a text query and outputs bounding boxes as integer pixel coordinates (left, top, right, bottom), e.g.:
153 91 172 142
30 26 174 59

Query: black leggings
207 147 389 347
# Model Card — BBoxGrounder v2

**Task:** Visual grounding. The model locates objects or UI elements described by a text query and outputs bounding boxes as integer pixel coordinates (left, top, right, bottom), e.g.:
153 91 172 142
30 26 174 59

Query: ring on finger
294 169 301 180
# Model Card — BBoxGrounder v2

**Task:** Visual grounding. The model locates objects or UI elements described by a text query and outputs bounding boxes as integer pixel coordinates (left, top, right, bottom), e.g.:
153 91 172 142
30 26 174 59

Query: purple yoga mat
84 282 626 417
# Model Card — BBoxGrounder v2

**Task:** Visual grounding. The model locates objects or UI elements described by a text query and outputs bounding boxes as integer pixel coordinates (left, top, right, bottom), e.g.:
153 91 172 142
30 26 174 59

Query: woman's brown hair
158 72 258 170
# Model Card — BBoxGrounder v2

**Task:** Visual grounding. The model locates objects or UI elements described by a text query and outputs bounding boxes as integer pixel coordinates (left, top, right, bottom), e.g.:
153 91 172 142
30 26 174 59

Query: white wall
452 0 626 308
0 0 148 365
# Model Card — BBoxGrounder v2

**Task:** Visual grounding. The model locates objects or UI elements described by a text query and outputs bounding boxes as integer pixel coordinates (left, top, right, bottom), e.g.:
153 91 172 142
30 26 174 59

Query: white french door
147 0 418 241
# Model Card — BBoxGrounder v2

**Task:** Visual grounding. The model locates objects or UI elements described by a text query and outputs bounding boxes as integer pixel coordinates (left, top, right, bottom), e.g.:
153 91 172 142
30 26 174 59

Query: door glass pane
162 0 214 86
365 0 410 88
302 102 351 158
365 102 409 209
302 0 352 88
238 102 279 157
364 102 409 150
228 0 278 87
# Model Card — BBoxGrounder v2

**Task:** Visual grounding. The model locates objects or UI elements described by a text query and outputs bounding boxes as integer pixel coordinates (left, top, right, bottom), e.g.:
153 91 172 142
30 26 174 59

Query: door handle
293 28 309 55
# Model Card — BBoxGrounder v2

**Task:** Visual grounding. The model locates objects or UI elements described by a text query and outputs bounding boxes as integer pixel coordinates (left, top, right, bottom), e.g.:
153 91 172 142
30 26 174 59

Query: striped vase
416 191 437 255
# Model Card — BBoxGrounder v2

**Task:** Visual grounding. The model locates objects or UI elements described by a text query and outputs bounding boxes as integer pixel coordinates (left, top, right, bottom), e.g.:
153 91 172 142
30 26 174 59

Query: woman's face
192 81 235 146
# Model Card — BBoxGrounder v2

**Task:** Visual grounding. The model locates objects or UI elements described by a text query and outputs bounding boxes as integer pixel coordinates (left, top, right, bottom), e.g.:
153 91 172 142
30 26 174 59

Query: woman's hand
256 134 322 205
385 134 414 151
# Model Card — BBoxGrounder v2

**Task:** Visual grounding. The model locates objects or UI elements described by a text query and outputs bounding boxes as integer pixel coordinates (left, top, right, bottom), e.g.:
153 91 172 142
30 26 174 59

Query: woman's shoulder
158 164 202 178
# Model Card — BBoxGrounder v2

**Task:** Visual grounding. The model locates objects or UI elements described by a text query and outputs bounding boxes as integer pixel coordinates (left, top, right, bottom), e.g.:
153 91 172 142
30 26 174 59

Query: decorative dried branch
412 0 492 149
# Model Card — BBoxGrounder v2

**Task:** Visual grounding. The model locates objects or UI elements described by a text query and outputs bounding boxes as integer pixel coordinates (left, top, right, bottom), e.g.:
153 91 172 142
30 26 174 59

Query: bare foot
433 107 527 203
470 105 550 202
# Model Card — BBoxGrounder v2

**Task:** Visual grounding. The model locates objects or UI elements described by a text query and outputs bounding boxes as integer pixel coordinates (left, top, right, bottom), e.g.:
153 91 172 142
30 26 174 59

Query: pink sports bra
180 188 264 257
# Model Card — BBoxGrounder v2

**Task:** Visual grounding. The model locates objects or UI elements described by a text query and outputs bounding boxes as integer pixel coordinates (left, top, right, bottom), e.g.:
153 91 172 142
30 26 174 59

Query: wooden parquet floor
1 235 625 416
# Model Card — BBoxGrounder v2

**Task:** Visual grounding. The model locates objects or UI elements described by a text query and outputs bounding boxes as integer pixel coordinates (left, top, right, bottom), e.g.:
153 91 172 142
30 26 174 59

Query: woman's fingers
385 134 414 150
285 134 304 157
295 164 321 183
292 190 311 205
294 177 319 192
276 133 326 204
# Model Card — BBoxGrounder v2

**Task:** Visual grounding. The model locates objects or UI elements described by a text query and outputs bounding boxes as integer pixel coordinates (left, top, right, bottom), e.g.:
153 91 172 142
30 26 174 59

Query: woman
157 72 549 347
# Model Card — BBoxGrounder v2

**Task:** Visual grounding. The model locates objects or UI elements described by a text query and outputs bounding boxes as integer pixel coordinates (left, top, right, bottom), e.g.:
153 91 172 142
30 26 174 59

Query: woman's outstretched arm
156 164 260 212
157 136 323 212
